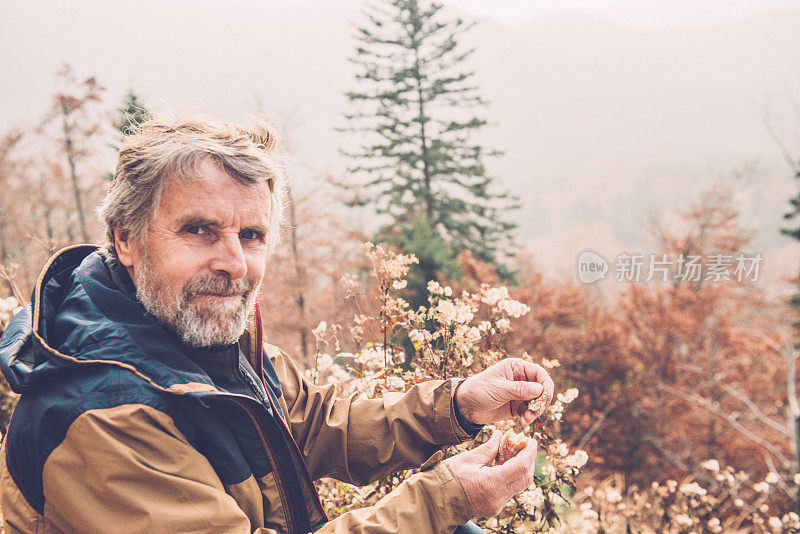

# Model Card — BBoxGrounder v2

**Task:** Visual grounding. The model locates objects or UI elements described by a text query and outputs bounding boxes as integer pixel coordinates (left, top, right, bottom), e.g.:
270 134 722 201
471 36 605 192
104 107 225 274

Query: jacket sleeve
268 345 474 485
39 396 474 534
39 402 276 534
316 461 473 533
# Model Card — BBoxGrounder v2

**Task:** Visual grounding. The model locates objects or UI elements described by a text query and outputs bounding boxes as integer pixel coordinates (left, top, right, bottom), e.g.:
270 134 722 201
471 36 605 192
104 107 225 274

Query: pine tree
106 89 150 181
116 89 150 140
341 0 518 282
386 216 461 308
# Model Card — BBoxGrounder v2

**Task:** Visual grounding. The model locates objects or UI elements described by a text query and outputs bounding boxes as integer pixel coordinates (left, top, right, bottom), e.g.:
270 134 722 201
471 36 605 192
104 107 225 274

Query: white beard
134 253 258 348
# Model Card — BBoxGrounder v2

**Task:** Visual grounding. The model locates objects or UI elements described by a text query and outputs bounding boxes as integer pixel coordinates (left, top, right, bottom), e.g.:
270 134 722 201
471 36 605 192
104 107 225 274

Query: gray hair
97 115 286 260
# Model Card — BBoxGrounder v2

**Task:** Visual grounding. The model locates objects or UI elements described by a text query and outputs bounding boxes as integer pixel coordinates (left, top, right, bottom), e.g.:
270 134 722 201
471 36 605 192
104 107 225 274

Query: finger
519 361 554 407
495 439 539 492
514 401 539 426
521 408 535 427
464 429 503 465
509 438 538 467
541 376 555 408
501 380 544 404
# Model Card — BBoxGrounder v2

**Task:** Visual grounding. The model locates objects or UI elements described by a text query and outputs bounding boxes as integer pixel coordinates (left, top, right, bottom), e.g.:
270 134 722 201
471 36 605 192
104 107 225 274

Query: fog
1 0 798 286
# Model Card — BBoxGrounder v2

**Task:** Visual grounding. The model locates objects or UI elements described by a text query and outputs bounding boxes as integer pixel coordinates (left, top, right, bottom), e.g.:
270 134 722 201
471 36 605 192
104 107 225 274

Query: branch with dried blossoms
308 244 589 532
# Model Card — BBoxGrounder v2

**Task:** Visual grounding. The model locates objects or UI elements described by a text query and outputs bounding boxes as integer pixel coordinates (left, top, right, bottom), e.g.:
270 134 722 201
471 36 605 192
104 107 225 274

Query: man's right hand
444 430 538 517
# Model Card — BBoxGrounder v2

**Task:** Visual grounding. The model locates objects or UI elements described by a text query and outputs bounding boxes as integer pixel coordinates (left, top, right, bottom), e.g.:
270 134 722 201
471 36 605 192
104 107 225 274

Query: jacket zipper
259 382 329 525
226 396 299 533
253 304 327 525
237 363 270 408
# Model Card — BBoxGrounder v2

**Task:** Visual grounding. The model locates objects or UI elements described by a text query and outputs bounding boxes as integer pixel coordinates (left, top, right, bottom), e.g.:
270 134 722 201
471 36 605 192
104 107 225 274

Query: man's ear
114 228 136 268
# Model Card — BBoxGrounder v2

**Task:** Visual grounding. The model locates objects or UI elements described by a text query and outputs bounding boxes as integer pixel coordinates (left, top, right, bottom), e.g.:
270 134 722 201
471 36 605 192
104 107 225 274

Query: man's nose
210 234 248 280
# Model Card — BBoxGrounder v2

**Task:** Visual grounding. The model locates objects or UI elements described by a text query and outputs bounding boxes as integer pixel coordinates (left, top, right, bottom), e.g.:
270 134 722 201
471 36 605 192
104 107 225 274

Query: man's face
116 159 271 348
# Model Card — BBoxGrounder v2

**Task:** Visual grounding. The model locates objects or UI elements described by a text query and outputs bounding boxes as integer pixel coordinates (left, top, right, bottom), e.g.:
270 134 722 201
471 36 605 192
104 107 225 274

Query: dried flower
557 388 579 404
564 450 589 469
356 347 384 369
498 298 530 318
701 459 720 472
679 482 707 496
541 463 556 479
391 280 407 290
580 502 599 521
386 375 405 390
753 481 770 493
427 280 444 295
606 489 622 504
481 286 509 306
541 358 560 369
517 487 544 514
553 441 568 457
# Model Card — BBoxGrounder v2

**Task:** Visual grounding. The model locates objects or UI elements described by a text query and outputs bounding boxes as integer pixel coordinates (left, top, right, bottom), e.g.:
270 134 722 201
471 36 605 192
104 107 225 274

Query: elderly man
0 117 554 533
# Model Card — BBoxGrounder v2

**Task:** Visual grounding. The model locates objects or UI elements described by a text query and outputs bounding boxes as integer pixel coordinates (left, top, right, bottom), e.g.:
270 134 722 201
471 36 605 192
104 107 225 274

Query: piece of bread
496 429 530 464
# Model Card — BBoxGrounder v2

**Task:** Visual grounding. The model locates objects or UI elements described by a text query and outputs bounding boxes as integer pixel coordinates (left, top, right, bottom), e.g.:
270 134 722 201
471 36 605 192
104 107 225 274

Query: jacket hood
0 245 225 394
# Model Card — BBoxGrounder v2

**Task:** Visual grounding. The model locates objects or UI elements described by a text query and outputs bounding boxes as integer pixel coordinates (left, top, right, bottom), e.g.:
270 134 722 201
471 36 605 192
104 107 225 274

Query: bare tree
38 64 106 243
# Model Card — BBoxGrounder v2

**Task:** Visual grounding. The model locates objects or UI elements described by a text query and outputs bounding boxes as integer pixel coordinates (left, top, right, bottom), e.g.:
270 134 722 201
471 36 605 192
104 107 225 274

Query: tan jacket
0 246 474 533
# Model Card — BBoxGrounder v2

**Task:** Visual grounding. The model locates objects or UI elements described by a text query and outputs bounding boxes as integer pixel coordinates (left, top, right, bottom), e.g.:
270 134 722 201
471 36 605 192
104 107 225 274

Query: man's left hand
456 358 555 427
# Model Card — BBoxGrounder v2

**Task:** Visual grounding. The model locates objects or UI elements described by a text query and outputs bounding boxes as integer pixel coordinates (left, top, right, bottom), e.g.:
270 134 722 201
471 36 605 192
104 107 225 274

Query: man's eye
240 229 263 240
186 225 205 235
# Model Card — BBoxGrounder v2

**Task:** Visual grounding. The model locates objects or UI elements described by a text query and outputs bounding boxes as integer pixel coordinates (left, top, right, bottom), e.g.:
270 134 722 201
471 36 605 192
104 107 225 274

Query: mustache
182 274 253 298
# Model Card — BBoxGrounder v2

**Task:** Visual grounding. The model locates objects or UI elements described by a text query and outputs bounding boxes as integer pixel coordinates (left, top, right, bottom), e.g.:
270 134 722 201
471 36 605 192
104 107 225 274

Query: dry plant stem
286 183 310 362
737 328 800 494
59 96 89 243
0 263 24 304
577 404 613 449
659 383 792 467
718 381 790 437
732 491 772 531
762 453 794 502
786 348 800 500
381 283 388 387
312 335 323 386
345 292 380 343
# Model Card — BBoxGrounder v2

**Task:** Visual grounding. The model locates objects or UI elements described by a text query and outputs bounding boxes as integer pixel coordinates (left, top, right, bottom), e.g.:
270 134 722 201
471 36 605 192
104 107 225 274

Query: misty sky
1 0 799 290
449 0 800 29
